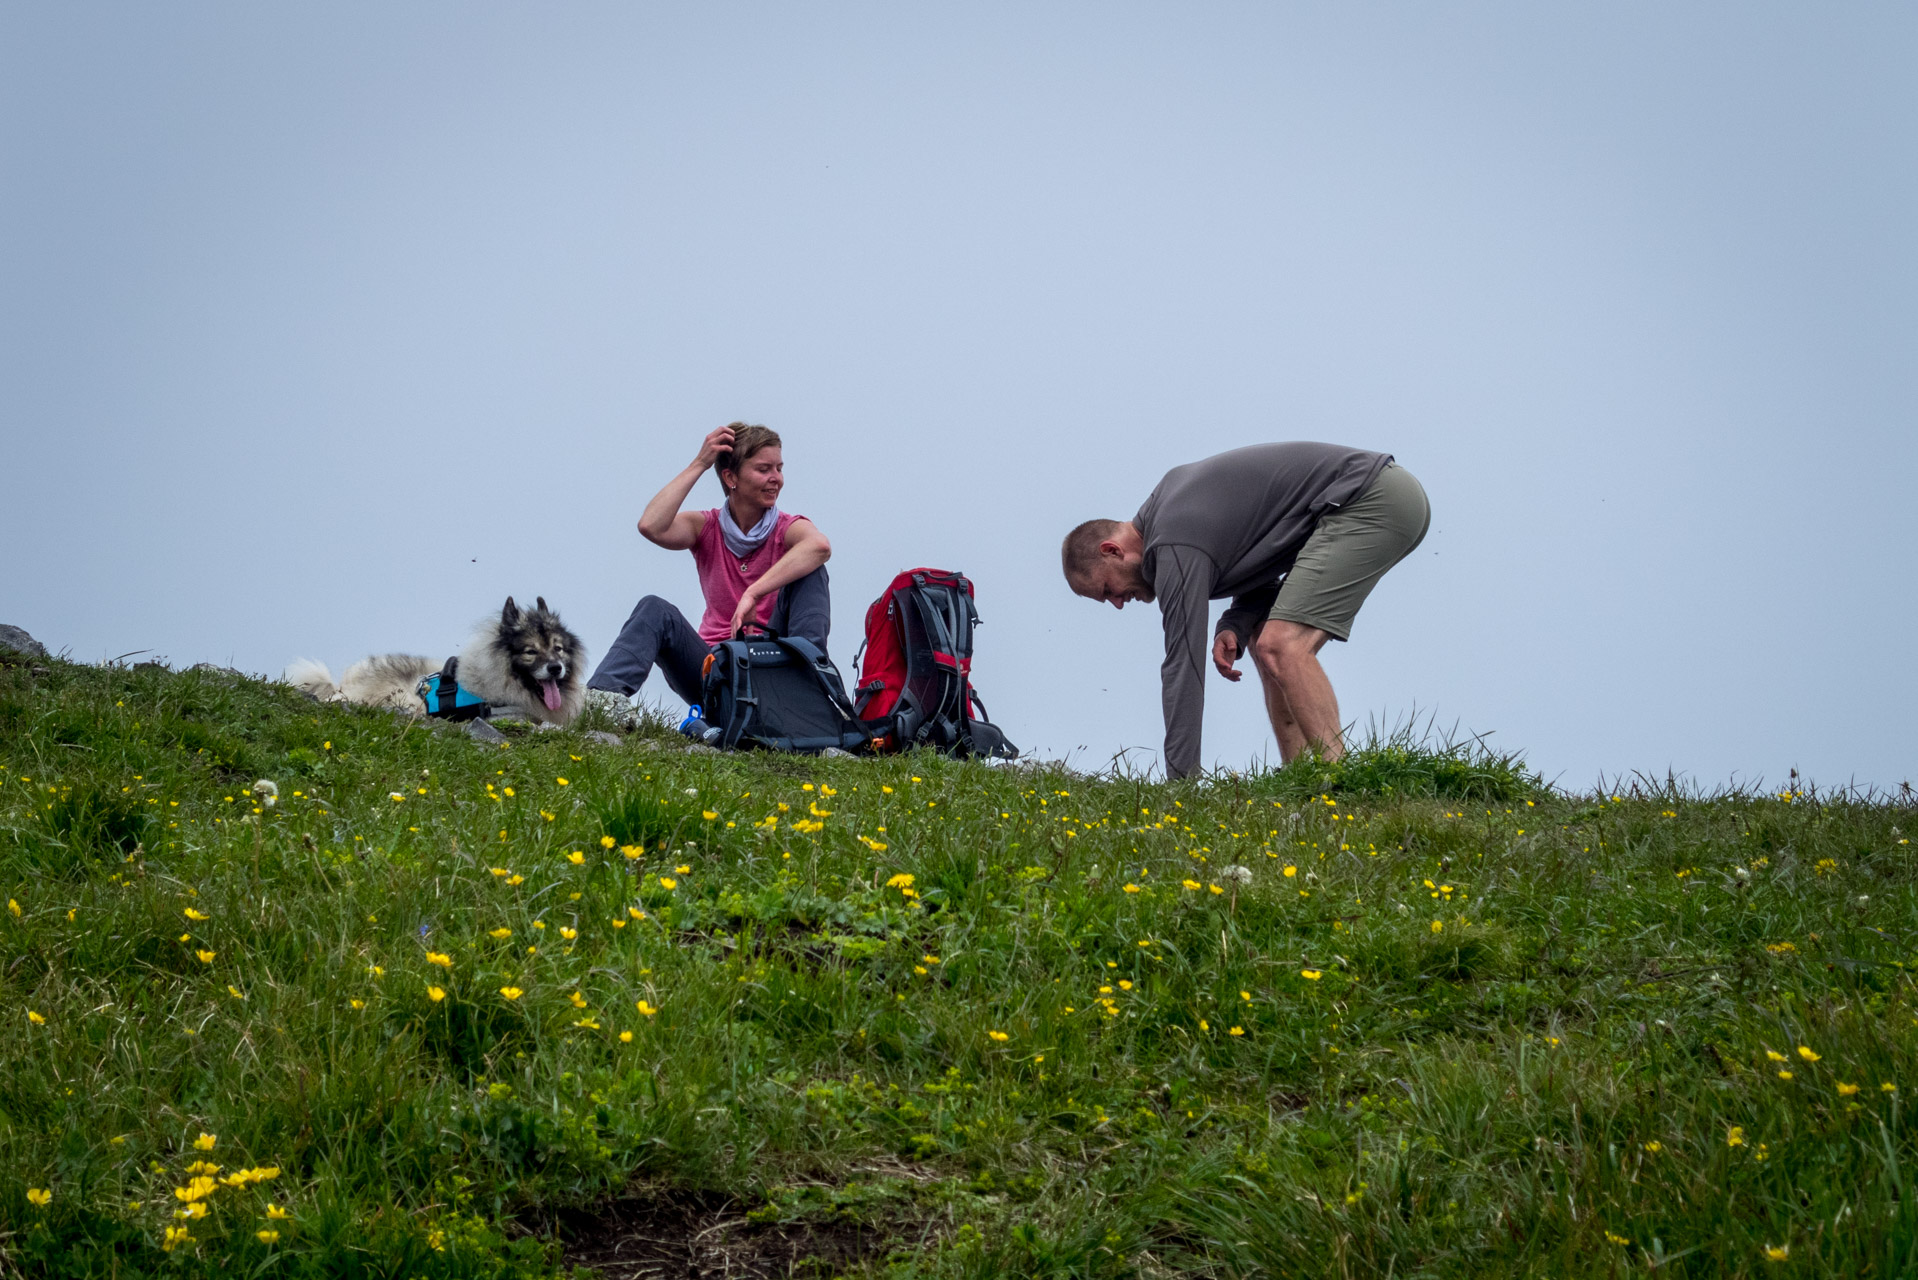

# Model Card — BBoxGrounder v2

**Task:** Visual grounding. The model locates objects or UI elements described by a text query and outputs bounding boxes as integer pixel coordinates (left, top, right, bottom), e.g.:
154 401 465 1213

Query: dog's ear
536 596 549 614
502 597 521 627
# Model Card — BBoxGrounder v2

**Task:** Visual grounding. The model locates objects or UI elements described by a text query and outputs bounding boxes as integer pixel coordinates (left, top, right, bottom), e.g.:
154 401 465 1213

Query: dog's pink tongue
541 680 563 712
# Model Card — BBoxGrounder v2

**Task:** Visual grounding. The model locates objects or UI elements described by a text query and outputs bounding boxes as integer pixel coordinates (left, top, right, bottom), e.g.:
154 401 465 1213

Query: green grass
3 653 1916 1277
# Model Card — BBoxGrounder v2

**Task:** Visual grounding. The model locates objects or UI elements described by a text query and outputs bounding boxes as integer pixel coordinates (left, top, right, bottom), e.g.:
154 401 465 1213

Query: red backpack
852 568 1017 759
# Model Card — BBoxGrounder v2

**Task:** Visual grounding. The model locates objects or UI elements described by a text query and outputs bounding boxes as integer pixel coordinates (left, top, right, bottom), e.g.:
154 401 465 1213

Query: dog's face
499 596 581 713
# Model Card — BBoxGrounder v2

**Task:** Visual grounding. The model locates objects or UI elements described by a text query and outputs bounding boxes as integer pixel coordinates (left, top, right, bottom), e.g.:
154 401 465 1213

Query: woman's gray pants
586 567 832 705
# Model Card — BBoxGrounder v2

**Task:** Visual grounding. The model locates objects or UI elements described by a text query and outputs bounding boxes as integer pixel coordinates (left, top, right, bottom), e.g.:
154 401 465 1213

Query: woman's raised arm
637 426 733 550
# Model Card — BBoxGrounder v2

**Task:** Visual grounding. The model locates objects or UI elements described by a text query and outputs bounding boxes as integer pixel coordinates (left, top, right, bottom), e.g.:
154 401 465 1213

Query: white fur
283 657 342 702
282 607 586 728
451 614 586 726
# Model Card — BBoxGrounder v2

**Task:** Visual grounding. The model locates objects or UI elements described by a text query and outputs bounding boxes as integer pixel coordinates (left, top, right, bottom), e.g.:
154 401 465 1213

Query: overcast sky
4 3 1913 791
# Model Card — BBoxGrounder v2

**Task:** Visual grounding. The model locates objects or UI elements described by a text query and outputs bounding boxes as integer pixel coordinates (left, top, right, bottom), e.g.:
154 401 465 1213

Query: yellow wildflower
600 836 616 848
499 987 523 1001
1301 969 1322 981
565 851 585 865
257 1230 280 1243
427 985 446 1002
1727 1127 1744 1147
658 877 677 890
1764 1244 1789 1262
195 950 216 964
426 951 452 968
27 1187 50 1207
636 1000 658 1017
28 1010 45 1024
193 1133 216 1151
1798 1045 1820 1062
266 1204 289 1219
489 928 512 939
184 908 209 921
988 1030 1009 1042
1837 1082 1860 1097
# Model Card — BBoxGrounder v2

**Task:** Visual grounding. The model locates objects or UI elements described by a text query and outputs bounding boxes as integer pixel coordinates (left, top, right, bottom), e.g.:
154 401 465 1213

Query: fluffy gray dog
285 596 586 727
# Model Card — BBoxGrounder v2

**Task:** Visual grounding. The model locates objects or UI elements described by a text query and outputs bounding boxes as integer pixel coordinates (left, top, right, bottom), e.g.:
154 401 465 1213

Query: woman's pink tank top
690 509 804 644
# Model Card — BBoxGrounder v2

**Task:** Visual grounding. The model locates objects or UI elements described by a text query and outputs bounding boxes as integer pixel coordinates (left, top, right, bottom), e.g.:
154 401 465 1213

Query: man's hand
1212 631 1243 682
695 424 736 470
729 585 765 638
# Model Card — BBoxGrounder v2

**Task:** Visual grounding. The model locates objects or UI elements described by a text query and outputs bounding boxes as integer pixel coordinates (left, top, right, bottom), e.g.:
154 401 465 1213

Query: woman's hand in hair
695 424 736 471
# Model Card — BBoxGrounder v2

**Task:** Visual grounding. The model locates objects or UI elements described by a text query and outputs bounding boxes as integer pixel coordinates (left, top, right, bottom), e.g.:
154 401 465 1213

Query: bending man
589 422 832 705
1062 442 1428 780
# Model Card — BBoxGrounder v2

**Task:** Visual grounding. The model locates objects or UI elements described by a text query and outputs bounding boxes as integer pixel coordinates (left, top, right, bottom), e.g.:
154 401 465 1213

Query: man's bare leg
1251 620 1344 762
1258 662 1310 761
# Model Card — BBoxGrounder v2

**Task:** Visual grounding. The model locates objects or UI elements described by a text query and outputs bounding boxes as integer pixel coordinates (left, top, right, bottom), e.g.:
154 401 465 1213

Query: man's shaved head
1062 518 1122 586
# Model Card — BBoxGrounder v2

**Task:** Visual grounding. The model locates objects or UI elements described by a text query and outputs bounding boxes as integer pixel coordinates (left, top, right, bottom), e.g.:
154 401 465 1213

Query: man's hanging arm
1153 544 1217 781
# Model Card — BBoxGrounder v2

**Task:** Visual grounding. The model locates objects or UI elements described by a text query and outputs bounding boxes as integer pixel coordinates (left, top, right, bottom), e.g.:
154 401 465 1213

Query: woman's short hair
716 422 781 490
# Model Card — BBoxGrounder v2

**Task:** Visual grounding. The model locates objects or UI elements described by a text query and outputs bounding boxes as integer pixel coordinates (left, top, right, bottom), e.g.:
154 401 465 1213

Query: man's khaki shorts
1269 463 1429 641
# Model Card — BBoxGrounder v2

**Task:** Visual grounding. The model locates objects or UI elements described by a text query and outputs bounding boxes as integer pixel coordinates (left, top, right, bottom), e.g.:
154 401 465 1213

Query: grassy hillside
2 652 1915 1278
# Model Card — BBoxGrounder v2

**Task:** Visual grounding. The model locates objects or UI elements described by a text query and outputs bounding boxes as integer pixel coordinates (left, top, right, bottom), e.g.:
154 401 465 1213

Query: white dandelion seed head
1221 865 1253 885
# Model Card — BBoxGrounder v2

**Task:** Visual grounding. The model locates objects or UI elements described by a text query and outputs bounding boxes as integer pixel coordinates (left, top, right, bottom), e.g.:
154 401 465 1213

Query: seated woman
588 422 832 707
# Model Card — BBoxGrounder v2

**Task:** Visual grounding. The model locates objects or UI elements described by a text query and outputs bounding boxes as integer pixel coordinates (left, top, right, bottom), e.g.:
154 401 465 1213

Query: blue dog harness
416 658 491 721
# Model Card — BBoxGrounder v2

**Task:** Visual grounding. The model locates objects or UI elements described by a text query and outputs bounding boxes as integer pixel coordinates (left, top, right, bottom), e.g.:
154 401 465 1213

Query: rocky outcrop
0 625 47 658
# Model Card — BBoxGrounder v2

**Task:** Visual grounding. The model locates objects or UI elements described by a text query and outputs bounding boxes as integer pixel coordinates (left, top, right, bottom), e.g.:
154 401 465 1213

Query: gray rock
818 747 856 759
466 719 509 744
583 688 644 731
584 730 622 747
684 743 721 755
0 625 48 658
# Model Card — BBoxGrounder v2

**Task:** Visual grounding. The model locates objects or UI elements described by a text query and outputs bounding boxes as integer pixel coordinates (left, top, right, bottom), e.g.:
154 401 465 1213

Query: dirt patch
551 1188 907 1279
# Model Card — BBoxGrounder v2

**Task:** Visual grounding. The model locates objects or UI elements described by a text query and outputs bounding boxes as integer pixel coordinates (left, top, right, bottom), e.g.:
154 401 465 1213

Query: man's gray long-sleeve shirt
1134 442 1392 780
